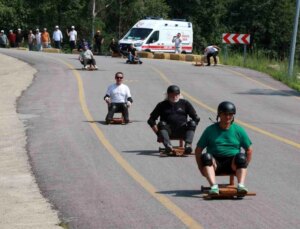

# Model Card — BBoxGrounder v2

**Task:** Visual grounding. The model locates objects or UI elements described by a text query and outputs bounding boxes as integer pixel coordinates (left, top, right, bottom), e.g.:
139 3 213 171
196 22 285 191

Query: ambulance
119 18 193 53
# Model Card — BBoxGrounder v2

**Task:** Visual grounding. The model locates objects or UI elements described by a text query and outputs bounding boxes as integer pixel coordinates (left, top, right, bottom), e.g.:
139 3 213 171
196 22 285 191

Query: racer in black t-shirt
147 85 200 154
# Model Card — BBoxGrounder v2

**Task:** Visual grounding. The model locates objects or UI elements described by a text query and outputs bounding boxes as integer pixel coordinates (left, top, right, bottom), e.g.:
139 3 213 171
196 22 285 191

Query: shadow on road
235 88 300 97
122 150 160 157
157 190 202 198
84 120 143 125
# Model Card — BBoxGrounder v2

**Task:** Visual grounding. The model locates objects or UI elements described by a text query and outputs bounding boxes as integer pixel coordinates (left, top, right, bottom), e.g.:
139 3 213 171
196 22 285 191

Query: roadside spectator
66 25 77 51
94 30 104 55
172 33 182 54
41 28 51 48
52 25 63 49
0 30 8 48
35 29 42 51
15 28 24 47
109 38 126 57
8 30 16 47
27 30 35 51
109 38 119 54
204 45 220 66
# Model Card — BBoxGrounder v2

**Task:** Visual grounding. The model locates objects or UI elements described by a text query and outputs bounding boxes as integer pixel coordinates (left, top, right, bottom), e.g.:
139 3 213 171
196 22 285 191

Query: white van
119 18 193 53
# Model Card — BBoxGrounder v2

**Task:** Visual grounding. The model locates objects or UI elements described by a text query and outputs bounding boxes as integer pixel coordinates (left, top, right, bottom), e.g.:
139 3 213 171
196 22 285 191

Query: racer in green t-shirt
195 101 253 195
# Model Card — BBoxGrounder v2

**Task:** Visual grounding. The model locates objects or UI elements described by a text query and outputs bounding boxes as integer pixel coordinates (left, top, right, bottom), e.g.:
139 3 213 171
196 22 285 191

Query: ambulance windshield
124 28 153 40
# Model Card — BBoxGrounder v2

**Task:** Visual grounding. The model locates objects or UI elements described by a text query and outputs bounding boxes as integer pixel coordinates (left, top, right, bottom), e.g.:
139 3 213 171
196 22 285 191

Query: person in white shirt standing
27 30 35 51
52 25 63 49
204 45 220 66
35 29 42 51
104 72 133 124
172 33 182 54
67 25 77 51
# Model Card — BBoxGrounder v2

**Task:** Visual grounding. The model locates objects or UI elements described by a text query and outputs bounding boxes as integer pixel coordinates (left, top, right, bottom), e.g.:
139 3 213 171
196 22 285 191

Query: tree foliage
0 0 298 58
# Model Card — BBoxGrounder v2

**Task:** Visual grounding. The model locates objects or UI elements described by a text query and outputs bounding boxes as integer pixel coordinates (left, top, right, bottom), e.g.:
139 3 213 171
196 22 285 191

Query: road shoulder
0 53 61 228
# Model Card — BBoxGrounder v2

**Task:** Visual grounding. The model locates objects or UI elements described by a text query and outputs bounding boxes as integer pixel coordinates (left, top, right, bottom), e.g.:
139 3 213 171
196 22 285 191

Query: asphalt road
1 49 300 229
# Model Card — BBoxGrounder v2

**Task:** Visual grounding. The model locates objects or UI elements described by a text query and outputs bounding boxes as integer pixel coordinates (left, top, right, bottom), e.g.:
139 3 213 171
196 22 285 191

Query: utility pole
92 0 96 39
288 0 300 77
91 0 113 40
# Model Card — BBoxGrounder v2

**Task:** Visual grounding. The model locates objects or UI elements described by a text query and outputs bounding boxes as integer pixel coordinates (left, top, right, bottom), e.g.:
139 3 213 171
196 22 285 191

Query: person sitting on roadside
78 45 98 70
126 43 142 64
147 85 200 154
109 38 127 57
195 101 253 195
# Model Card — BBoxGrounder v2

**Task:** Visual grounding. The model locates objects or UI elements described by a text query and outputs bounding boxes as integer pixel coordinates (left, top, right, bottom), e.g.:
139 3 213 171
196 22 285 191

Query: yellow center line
57 60 203 229
150 66 300 150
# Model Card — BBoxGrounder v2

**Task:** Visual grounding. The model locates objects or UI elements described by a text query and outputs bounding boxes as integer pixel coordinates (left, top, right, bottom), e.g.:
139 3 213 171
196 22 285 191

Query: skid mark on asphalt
150 66 300 150
58 59 204 229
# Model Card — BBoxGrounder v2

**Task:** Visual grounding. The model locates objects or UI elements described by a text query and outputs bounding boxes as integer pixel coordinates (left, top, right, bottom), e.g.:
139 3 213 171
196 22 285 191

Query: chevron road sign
222 33 250 44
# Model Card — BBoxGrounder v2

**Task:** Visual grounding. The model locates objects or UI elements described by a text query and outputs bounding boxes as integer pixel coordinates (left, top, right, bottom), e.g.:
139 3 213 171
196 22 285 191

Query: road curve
1 49 300 229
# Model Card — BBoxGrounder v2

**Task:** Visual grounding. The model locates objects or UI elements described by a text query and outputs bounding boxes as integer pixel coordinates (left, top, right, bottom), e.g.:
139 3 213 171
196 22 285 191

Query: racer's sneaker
84 66 88 70
209 184 219 195
94 65 98 70
237 184 248 194
165 145 173 155
122 120 130 125
184 143 192 154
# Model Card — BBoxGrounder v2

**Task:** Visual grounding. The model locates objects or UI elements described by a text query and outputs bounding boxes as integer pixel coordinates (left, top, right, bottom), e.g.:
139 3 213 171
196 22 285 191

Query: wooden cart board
203 187 256 199
159 146 186 157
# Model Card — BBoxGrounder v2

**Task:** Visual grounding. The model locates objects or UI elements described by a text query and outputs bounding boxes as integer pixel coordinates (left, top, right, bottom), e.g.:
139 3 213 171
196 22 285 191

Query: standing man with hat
41 28 51 48
67 25 77 51
8 30 16 47
35 29 42 51
52 25 63 49
0 30 8 48
15 28 24 47
94 30 104 55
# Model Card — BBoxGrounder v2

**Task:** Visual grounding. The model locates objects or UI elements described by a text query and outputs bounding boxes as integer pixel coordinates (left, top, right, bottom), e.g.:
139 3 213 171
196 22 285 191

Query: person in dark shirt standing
15 28 24 47
94 30 104 55
147 85 200 154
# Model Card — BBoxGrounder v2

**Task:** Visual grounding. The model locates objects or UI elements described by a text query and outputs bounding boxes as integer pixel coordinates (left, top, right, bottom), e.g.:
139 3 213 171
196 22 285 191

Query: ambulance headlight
134 43 142 47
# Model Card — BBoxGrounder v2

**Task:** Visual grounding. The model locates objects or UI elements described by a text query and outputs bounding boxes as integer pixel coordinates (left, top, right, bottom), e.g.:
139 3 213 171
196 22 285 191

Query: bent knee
234 153 248 169
201 153 213 166
187 120 197 131
157 121 168 130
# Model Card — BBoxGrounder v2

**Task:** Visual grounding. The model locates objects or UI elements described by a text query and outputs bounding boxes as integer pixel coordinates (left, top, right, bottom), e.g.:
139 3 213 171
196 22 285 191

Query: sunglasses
116 77 123 79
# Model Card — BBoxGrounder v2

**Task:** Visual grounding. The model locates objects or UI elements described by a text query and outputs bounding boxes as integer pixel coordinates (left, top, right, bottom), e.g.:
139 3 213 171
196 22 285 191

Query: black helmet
167 85 180 94
217 101 236 114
